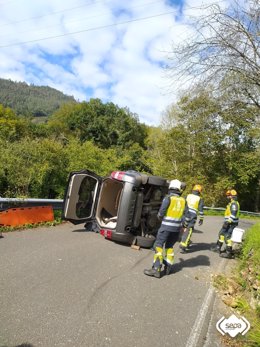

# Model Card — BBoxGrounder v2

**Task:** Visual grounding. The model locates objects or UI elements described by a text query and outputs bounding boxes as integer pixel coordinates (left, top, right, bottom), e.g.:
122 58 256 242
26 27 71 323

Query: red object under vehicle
100 229 112 239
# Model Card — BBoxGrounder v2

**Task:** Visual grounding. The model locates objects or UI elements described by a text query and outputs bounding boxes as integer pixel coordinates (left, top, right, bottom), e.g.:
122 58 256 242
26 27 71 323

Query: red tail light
100 229 112 239
110 171 126 181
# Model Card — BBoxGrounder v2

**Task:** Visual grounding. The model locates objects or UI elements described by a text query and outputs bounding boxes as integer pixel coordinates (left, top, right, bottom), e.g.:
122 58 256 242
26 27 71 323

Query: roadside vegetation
213 223 260 347
204 209 260 220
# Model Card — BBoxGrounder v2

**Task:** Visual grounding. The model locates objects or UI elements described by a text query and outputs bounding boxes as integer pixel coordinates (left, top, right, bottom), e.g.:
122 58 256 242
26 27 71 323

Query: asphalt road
0 217 255 347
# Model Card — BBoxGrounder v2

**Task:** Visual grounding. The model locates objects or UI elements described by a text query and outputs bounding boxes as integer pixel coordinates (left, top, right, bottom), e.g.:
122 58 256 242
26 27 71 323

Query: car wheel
148 176 167 186
135 235 156 248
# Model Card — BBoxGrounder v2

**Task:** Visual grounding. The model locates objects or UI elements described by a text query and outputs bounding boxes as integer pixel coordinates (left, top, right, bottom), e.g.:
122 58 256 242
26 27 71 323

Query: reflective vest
224 200 240 224
162 195 186 228
186 193 201 214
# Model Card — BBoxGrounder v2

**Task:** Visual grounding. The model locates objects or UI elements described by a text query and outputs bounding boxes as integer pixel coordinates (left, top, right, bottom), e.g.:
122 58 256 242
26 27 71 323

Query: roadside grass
213 223 260 347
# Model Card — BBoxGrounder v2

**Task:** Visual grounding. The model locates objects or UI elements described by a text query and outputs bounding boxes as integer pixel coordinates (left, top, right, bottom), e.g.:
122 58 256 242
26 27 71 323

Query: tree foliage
148 88 260 210
163 0 260 211
168 0 260 108
0 78 75 117
48 98 148 149
0 99 150 199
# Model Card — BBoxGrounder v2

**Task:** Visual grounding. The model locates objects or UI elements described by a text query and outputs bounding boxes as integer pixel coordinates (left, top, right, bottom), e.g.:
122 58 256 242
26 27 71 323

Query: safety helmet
180 181 186 192
193 184 203 193
226 189 237 197
169 179 182 191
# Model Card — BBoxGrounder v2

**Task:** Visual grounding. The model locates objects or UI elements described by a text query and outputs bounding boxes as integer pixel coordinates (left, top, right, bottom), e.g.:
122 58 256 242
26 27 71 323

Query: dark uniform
144 179 186 278
212 189 240 258
180 185 204 251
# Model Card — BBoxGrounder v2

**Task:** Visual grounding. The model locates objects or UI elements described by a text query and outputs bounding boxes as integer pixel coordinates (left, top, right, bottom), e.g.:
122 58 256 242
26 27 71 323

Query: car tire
135 235 156 248
148 176 167 186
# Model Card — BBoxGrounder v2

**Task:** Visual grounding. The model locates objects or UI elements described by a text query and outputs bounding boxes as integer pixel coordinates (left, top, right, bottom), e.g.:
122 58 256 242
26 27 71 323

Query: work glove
198 219 203 226
157 213 163 221
223 221 230 228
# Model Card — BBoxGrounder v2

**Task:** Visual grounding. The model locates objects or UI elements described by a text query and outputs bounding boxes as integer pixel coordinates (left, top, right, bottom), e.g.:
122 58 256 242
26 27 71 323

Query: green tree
48 99 148 149
165 0 260 210
0 104 30 141
151 89 260 210
0 138 67 198
63 138 118 176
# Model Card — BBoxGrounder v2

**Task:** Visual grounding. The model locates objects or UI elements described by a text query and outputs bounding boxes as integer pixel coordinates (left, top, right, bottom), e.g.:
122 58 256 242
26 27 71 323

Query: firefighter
212 189 240 258
179 184 204 252
144 179 187 278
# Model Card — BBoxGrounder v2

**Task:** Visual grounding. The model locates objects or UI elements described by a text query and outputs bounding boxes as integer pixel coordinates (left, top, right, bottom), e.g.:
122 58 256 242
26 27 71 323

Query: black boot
211 241 222 253
220 246 233 259
220 252 233 259
164 264 172 275
179 244 187 253
162 260 172 275
144 267 161 278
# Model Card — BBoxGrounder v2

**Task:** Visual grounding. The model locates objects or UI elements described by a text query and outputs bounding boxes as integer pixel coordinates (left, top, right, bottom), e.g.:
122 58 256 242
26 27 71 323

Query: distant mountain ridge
0 78 76 117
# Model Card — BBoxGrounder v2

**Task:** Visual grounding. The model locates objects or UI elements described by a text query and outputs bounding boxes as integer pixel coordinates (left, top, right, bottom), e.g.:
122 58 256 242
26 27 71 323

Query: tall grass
239 223 260 347
241 223 260 270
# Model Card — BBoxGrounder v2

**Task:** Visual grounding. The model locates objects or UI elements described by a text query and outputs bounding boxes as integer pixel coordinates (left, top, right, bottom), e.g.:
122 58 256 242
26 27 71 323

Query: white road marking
185 258 226 347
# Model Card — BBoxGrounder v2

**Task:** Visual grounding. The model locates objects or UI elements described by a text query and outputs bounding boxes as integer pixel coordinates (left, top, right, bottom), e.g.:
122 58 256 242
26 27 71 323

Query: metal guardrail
0 198 259 216
204 206 260 217
0 198 63 211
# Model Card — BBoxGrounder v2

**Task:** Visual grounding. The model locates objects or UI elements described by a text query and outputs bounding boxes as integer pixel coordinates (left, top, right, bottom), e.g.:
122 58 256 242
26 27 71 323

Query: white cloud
0 0 229 125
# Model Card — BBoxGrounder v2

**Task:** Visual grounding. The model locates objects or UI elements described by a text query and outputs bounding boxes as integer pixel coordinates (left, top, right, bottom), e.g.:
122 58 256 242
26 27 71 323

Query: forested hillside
0 78 75 117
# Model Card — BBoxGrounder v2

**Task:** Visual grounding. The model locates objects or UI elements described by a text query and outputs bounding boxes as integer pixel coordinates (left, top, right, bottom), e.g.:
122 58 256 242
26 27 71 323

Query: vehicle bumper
100 228 135 245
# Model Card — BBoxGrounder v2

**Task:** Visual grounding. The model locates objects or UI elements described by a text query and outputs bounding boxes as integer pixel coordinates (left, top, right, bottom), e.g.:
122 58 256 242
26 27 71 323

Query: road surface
0 216 254 347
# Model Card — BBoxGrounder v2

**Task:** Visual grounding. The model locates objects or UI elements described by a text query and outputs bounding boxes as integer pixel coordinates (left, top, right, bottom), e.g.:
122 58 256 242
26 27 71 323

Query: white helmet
169 179 182 191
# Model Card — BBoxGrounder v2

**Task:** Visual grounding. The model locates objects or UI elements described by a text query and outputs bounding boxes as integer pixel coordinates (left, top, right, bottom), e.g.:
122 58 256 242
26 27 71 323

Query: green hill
0 78 76 117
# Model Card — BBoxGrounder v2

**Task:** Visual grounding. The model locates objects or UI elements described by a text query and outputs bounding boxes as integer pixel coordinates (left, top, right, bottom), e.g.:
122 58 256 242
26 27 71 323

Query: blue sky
0 0 226 125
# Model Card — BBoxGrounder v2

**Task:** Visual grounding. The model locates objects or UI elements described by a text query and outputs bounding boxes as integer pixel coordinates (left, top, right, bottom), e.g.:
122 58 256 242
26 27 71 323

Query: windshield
76 176 97 218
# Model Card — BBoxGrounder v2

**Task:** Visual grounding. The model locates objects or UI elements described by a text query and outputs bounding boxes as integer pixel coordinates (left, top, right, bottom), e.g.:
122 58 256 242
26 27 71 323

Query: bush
242 223 260 269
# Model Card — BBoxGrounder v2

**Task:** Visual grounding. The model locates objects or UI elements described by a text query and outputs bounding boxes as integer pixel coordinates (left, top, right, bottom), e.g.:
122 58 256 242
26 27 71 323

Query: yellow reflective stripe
162 218 181 227
181 228 193 247
224 201 240 220
224 203 231 217
164 216 183 222
164 248 174 265
153 247 163 265
166 196 186 219
219 235 225 242
165 248 174 256
226 239 232 246
155 247 163 255
186 194 200 211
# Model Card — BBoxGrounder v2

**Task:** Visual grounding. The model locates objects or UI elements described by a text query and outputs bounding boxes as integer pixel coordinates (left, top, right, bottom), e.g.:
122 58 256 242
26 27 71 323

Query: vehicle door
62 170 102 224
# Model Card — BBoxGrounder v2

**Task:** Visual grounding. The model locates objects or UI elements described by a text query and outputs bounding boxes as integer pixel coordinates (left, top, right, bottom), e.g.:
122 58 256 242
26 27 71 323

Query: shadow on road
171 254 210 274
192 228 203 234
72 228 90 232
182 242 217 253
